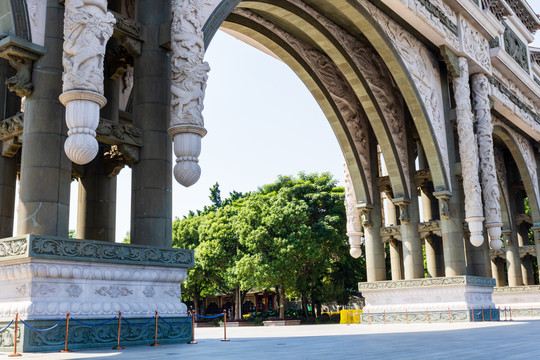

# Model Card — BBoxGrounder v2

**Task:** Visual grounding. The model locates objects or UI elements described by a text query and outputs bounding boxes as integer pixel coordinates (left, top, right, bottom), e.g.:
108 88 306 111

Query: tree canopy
172 173 366 319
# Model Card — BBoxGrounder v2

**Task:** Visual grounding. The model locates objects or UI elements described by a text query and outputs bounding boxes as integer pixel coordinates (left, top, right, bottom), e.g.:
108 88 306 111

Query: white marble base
359 276 496 313
492 286 540 312
0 258 188 321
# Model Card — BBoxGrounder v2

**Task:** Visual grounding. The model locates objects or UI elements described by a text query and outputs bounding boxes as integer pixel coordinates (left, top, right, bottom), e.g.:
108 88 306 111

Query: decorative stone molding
0 235 194 268
418 220 442 238
458 18 492 73
433 190 452 220
359 0 450 191
380 226 401 241
169 0 211 187
0 36 45 98
359 205 373 229
61 0 116 165
344 164 362 258
451 57 484 246
358 276 496 290
472 74 502 250
111 11 142 58
96 118 142 147
95 285 133 298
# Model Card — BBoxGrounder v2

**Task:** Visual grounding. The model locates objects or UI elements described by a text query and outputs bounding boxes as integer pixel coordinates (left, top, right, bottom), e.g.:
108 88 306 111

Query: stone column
472 73 503 250
362 205 386 281
0 59 17 238
453 58 485 246
521 255 534 285
17 3 72 236
394 198 424 279
491 257 506 287
503 229 523 287
130 0 172 247
169 0 209 187
388 238 403 280
533 227 540 283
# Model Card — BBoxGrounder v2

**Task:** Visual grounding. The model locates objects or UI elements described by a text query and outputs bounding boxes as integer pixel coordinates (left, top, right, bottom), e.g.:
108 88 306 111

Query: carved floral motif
0 238 27 258
460 18 491 72
66 285 83 298
95 286 133 298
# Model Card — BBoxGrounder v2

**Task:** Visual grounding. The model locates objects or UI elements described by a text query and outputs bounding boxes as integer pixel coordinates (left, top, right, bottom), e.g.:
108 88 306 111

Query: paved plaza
1 321 539 360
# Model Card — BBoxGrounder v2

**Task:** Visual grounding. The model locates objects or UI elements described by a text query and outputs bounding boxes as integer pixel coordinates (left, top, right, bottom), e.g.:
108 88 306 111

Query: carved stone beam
502 229 512 248
103 144 139 178
515 213 532 226
378 176 393 199
418 220 442 238
0 113 23 157
392 197 410 224
169 0 210 187
60 0 116 165
518 245 536 259
414 169 432 191
380 227 401 242
0 36 45 98
111 11 143 58
96 118 143 147
446 56 486 248
472 73 503 250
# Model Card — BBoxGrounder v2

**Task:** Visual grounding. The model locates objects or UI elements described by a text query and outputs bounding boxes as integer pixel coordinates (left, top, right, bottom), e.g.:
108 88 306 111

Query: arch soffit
221 14 372 204
205 0 410 200
493 124 540 223
303 0 452 194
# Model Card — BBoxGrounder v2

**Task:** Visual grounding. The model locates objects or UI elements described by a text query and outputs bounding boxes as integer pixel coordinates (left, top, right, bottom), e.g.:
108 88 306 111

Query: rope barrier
194 313 224 319
19 318 64 332
158 315 192 327
122 316 154 328
0 320 13 333
70 316 117 326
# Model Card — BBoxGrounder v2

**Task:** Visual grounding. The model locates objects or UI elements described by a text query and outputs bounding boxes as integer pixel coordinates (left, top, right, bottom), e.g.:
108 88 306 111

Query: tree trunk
193 292 199 316
234 287 242 320
302 293 309 318
279 284 286 319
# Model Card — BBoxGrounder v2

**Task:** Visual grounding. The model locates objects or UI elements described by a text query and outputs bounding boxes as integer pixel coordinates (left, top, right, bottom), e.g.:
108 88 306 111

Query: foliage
172 174 366 319
122 231 130 244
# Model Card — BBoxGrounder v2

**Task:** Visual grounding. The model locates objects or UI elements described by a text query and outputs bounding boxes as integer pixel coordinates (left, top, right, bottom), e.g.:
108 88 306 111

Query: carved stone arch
306 0 452 194
206 1 411 201
493 124 540 224
221 11 372 204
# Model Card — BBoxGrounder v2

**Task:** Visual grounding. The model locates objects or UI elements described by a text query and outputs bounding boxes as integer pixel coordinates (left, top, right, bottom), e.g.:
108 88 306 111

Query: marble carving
60 0 115 165
345 164 363 258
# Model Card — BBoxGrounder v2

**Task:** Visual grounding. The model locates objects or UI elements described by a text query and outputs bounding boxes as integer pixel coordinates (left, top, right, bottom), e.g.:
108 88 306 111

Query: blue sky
67 8 540 242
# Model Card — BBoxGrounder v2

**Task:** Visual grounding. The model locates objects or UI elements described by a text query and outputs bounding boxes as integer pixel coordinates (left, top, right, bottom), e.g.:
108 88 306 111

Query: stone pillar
533 227 540 283
521 255 534 286
17 3 72 236
393 198 424 279
131 0 172 247
362 205 386 281
472 73 503 250
169 0 209 187
491 257 506 287
503 229 523 287
0 59 17 238
453 58 485 247
389 238 403 280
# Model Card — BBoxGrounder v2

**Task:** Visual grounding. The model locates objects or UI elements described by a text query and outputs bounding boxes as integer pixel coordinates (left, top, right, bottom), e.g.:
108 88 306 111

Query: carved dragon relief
358 0 450 191
232 8 373 199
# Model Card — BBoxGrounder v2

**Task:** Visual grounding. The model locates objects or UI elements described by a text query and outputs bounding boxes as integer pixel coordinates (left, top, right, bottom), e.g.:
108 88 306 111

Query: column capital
356 203 373 229
392 197 410 224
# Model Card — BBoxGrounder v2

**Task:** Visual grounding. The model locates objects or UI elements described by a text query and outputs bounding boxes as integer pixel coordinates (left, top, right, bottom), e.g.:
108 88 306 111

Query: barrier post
8 313 21 357
113 311 124 350
481 307 485 322
405 309 408 324
60 312 71 353
426 309 430 324
509 307 513 321
504 307 507 321
471 307 474 322
383 309 386 325
151 311 161 347
489 307 492 322
221 311 230 342
188 311 197 344
448 308 451 323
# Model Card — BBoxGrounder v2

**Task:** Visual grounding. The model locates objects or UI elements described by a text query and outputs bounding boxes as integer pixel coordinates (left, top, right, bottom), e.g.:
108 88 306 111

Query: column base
0 235 194 352
493 286 540 319
358 276 498 323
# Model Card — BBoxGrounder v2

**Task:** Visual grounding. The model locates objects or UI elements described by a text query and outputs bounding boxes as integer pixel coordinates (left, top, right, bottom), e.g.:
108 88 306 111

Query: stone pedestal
492 286 540 319
0 235 193 352
358 276 497 322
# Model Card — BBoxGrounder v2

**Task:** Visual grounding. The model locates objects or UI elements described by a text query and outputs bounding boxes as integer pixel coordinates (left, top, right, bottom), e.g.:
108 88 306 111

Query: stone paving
1 321 539 359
